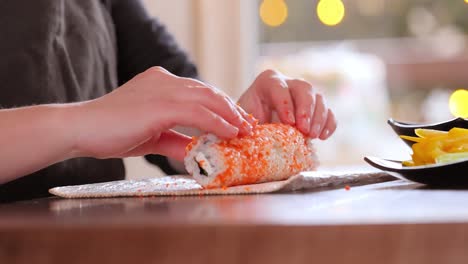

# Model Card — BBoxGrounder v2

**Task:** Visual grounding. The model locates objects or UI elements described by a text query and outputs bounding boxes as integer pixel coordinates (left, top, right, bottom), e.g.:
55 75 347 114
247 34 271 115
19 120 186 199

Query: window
257 0 468 166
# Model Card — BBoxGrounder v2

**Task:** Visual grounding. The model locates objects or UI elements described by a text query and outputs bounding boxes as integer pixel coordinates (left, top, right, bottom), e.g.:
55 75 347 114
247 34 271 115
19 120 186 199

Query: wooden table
2 179 468 264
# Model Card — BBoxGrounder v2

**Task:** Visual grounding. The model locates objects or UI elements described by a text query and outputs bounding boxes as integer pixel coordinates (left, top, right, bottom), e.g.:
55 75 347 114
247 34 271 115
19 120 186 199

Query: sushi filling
195 153 214 177
196 159 208 176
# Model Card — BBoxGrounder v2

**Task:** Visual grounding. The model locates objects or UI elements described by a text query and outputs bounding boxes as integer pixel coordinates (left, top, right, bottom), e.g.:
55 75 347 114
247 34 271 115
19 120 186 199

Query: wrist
55 101 90 159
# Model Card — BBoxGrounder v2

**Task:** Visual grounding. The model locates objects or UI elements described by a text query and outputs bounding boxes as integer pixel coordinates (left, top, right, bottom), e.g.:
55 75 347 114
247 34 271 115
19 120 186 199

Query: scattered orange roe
345 185 350 191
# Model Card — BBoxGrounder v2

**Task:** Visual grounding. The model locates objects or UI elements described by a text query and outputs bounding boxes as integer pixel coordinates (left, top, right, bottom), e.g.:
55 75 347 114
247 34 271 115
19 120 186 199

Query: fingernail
311 123 321 137
247 113 258 125
321 129 330 139
241 120 253 135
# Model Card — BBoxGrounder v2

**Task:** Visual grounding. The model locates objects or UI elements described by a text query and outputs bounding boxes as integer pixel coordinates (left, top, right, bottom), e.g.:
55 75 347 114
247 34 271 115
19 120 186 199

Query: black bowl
387 117 468 147
364 156 468 186
364 117 468 186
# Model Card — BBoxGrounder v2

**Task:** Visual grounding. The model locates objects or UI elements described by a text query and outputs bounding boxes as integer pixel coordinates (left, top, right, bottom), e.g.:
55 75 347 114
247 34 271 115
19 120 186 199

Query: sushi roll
184 123 318 188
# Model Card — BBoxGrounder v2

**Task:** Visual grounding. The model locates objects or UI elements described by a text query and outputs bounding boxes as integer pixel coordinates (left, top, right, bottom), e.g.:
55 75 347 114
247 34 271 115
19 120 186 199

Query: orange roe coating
189 123 317 188
185 136 198 154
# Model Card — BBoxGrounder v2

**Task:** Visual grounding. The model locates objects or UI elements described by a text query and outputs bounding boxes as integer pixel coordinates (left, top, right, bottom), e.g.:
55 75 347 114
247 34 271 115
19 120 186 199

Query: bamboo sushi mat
49 171 396 198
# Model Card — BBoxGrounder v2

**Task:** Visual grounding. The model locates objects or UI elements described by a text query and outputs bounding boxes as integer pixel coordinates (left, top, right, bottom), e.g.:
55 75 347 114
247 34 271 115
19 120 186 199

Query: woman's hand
238 69 337 140
72 67 254 161
0 67 258 183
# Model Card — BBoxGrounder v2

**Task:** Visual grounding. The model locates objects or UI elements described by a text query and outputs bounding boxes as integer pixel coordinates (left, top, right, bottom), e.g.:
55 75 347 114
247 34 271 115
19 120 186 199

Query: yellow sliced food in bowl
400 135 423 143
402 127 468 166
415 128 447 138
402 160 415 166
436 152 468 164
448 127 468 137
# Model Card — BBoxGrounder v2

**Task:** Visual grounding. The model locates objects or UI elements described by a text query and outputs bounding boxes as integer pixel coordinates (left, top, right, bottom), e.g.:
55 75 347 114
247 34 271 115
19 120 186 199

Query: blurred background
126 0 468 178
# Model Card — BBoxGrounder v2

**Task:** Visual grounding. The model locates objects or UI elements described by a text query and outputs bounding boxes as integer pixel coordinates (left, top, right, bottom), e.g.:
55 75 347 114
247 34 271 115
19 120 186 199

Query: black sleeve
110 0 198 174
110 0 198 82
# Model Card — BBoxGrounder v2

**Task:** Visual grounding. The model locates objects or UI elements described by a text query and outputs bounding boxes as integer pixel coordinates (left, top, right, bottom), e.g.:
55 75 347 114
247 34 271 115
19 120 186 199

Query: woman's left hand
238 69 337 140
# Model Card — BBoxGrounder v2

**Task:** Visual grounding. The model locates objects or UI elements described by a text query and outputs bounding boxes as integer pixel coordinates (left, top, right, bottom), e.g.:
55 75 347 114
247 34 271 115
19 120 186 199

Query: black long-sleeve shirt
0 0 197 202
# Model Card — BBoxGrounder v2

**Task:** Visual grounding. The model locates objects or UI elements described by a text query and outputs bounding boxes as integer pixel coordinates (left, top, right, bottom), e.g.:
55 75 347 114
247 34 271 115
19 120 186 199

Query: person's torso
0 0 118 105
0 0 124 202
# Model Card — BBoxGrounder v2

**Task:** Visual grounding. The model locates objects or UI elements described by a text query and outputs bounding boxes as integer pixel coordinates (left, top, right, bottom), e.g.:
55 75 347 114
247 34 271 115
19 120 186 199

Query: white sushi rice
184 134 226 187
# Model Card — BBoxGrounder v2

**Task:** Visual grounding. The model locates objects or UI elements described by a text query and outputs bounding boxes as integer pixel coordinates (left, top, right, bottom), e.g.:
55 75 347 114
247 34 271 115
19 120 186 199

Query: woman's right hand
70 67 255 161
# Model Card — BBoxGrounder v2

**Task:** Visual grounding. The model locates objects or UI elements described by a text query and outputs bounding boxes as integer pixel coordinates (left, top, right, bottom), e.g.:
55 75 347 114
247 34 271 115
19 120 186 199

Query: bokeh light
260 0 288 27
317 0 345 26
449 89 468 118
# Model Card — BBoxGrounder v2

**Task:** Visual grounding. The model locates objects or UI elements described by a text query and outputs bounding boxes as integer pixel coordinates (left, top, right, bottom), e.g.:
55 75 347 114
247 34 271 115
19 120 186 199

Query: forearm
0 104 78 184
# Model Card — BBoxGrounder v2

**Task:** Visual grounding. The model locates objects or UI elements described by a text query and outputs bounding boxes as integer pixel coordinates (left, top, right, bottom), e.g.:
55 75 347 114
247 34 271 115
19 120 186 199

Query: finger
222 94 257 133
319 110 337 140
119 130 191 160
205 83 258 127
162 103 240 139
288 79 314 134
308 94 327 138
146 66 172 75
237 93 271 124
264 78 296 125
178 80 253 136
236 103 259 127
152 130 192 160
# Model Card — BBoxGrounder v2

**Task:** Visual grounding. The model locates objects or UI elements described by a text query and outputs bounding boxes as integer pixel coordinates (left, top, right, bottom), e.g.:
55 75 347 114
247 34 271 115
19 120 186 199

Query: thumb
118 130 191 160
152 130 192 161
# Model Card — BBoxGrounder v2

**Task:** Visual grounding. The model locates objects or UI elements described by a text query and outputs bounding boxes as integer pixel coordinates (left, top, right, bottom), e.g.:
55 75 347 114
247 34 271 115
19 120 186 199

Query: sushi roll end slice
184 123 318 188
